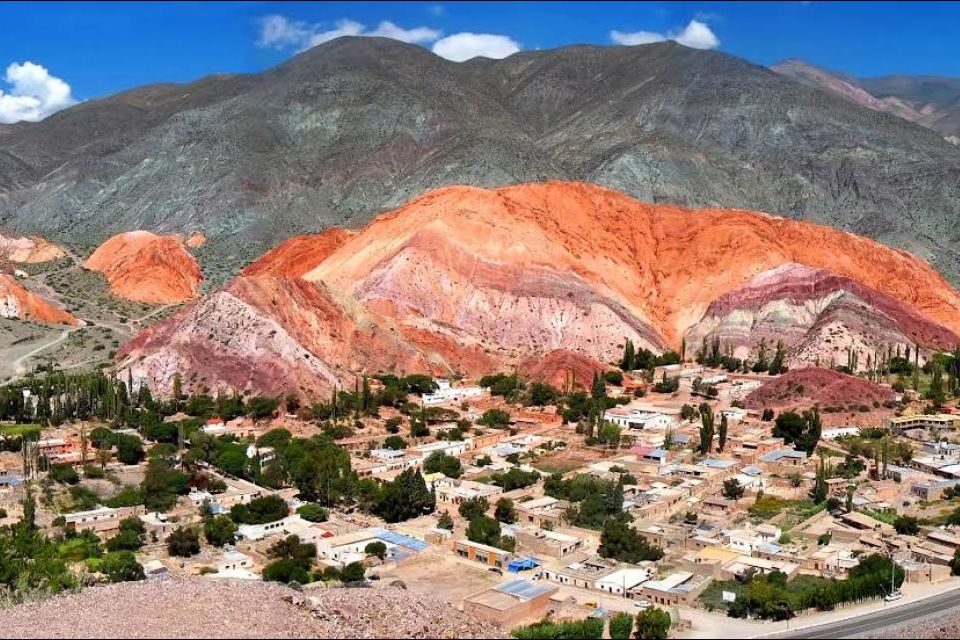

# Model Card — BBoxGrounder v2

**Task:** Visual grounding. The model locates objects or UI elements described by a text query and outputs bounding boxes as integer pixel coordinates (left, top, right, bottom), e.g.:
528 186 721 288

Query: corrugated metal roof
496 579 554 600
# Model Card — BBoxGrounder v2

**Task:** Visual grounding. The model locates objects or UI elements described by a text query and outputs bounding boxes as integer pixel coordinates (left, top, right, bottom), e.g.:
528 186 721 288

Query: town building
462 579 558 625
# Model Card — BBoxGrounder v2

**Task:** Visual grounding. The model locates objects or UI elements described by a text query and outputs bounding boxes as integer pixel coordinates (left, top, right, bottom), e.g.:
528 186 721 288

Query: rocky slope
83 231 203 304
119 182 960 397
0 231 66 263
0 577 505 639
684 263 958 367
744 367 895 412
773 59 960 144
3 38 960 282
0 274 79 325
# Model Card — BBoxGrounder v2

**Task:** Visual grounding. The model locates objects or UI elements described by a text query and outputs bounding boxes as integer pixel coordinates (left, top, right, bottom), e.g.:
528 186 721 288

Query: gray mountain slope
2 37 959 284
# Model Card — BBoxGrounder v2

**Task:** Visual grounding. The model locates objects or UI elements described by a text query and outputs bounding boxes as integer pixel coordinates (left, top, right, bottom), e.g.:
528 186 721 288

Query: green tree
423 451 463 478
722 478 745 501
296 503 328 523
634 607 671 639
598 517 664 563
609 612 634 639
204 515 238 547
100 551 145 583
374 467 435 523
494 497 518 524
698 403 714 455
717 413 728 452
365 541 387 560
167 526 200 557
811 455 828 504
437 510 454 530
459 496 490 521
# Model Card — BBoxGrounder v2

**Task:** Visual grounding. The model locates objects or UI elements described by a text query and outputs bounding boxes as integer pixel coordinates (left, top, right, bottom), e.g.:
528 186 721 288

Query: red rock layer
84 231 203 304
121 182 960 397
241 229 352 278
0 274 79 325
518 349 609 391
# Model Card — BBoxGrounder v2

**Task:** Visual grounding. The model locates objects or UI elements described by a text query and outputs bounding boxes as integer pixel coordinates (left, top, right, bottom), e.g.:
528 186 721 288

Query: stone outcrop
0 274 78 325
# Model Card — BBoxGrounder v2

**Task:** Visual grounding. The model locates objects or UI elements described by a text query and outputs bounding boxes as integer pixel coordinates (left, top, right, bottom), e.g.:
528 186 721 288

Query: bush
48 463 79 485
423 451 463 478
478 409 511 429
83 464 105 479
365 541 387 560
105 517 146 552
296 503 329 523
458 496 489 521
634 607 671 639
263 557 310 584
511 618 603 639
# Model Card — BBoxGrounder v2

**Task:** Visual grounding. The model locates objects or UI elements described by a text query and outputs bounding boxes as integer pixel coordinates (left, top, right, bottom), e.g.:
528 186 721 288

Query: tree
167 526 201 557
466 514 513 551
383 435 408 450
204 515 238 547
95 447 112 470
591 372 607 400
374 467 435 523
437 510 454 530
494 497 517 524
459 496 490 521
478 409 511 429
423 451 463 478
621 339 636 371
598 517 664 563
105 517 146 552
263 558 310 584
230 495 289 524
114 434 145 465
698 403 714 455
893 515 920 536
48 463 79 485
722 478 745 501
634 606 671 639
100 551 145 583
811 455 828 504
952 548 960 577
340 561 366 584
365 541 387 560
609 612 634 639
717 413 728 452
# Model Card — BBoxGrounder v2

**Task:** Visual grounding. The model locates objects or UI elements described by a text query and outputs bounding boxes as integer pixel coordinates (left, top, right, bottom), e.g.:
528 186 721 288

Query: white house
422 380 485 405
604 407 674 431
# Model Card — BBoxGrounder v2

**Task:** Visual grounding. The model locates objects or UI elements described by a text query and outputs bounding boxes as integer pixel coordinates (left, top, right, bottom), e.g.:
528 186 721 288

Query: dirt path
10 326 79 375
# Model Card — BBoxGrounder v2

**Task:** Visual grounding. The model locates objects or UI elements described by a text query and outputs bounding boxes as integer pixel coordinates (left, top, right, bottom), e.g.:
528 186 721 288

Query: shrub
100 551 145 583
167 526 201 557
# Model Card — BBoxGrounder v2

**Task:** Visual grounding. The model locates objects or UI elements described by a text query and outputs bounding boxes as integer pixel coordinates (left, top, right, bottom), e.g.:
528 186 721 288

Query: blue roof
507 557 542 571
759 449 808 463
371 528 429 552
742 465 762 476
670 434 691 444
496 579 554 600
702 458 736 469
645 448 668 459
0 475 22 486
760 542 783 554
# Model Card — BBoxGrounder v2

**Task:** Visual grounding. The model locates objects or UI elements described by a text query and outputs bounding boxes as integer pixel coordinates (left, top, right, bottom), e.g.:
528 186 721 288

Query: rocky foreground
0 577 506 639
863 611 960 639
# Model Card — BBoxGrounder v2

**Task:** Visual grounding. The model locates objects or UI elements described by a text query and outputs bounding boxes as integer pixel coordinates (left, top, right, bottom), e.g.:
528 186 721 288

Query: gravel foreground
861 611 960 638
0 577 507 639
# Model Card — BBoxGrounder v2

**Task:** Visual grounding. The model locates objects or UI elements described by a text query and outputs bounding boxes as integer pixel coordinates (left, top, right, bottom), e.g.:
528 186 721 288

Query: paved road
761 589 960 638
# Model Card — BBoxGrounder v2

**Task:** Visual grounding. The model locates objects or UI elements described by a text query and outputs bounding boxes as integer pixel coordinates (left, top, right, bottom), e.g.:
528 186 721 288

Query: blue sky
1 1 958 122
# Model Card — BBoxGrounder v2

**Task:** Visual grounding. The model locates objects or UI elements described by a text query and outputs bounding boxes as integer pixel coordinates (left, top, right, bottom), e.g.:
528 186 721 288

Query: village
4 349 960 638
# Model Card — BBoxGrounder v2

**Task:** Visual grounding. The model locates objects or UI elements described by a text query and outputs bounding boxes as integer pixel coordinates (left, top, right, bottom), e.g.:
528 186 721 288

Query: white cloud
0 61 77 124
610 19 720 50
368 21 441 44
431 33 521 62
257 15 440 52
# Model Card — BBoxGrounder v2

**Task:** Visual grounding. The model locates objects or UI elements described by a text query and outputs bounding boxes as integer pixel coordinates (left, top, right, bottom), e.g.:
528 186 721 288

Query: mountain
0 274 78 325
83 231 203 304
0 231 65 263
2 38 960 283
773 59 960 144
118 182 960 398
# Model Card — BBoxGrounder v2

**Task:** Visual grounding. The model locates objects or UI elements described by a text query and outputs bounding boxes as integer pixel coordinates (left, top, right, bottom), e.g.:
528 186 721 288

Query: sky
1 1 959 123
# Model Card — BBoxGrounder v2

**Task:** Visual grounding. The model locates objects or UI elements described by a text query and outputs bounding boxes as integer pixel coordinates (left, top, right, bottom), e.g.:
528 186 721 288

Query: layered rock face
84 231 203 304
0 232 66 263
119 182 960 397
685 263 959 368
0 274 78 325
745 367 895 411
